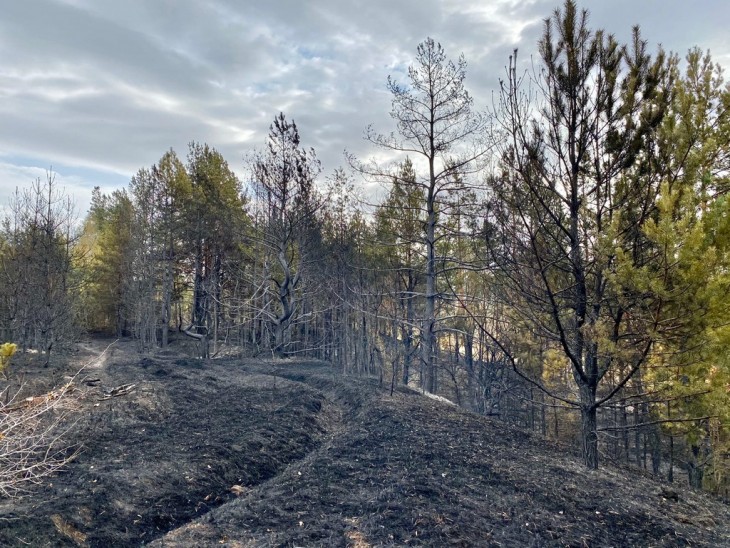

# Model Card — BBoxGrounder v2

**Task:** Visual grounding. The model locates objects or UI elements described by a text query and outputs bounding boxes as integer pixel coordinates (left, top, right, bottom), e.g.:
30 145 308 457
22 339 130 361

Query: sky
1 0 729 219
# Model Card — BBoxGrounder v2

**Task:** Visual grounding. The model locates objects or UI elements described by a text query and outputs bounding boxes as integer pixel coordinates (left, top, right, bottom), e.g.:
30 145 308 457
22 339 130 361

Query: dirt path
1 341 729 547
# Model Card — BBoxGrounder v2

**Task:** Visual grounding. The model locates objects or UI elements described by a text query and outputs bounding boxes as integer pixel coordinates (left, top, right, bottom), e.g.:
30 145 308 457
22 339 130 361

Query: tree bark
687 444 704 489
579 383 599 470
422 163 437 393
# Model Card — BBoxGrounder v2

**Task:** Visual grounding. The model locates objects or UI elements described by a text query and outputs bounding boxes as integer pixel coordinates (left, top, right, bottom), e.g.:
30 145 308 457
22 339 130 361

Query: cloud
0 0 728 215
0 161 122 221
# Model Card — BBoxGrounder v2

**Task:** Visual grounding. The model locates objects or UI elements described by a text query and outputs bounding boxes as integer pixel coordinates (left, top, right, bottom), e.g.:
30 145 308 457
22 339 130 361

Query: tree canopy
3 0 730 496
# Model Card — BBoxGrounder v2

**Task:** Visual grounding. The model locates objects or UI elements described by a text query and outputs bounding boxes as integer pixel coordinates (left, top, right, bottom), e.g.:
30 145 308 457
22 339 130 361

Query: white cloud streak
0 0 727 215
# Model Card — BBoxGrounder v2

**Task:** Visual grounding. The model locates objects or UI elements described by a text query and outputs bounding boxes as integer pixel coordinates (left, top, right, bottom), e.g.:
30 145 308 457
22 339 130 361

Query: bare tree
0 381 80 498
250 113 322 357
0 174 80 364
359 38 490 392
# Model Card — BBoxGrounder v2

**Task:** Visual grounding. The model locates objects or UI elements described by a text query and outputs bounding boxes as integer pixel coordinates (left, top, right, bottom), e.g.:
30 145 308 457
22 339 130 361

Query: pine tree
374 158 425 385
489 0 672 468
186 142 246 354
251 113 322 357
81 187 135 335
362 38 488 393
0 175 80 362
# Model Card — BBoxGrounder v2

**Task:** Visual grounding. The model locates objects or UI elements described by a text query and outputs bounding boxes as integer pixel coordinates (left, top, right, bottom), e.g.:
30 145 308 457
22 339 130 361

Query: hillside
1 339 728 547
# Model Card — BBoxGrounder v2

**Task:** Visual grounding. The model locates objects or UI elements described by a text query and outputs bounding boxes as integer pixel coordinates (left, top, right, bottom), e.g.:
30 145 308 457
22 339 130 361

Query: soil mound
1 339 729 547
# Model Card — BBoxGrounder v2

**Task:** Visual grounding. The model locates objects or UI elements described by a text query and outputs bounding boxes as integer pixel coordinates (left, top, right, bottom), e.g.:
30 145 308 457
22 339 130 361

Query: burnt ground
1 338 729 547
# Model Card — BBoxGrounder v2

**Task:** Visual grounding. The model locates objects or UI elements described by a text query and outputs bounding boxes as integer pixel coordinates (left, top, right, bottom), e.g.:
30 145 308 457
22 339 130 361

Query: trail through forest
1 339 728 547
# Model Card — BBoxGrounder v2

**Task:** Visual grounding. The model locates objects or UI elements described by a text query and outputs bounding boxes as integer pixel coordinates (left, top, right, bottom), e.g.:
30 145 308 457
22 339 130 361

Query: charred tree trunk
161 253 172 348
422 159 437 394
183 325 209 359
687 444 705 489
579 383 599 470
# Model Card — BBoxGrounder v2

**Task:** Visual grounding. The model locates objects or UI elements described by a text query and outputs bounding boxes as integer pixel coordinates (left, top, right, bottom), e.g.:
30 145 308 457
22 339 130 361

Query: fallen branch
182 325 209 359
0 341 117 498
98 383 136 401
597 416 717 431
0 382 81 498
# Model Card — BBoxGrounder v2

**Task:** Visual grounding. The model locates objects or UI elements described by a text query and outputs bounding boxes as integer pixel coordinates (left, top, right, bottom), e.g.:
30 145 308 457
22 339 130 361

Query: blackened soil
1 339 729 547
0 341 339 547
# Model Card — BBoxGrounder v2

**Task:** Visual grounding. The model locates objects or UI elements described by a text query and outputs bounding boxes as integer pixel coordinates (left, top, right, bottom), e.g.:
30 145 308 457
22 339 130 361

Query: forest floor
1 337 729 547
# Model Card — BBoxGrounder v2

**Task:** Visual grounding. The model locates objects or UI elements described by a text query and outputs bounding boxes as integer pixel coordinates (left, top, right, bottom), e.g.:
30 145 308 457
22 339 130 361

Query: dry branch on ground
0 342 114 499
0 381 81 498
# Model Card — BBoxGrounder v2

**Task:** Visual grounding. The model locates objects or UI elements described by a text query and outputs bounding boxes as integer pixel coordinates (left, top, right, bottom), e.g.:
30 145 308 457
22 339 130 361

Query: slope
0 340 728 547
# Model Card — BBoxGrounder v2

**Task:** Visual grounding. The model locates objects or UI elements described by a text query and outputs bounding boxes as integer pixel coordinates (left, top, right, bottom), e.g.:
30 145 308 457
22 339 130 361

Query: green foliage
0 342 17 377
634 46 730 492
187 141 246 251
10 2 730 492
80 188 135 334
490 0 676 468
185 142 247 336
374 158 425 273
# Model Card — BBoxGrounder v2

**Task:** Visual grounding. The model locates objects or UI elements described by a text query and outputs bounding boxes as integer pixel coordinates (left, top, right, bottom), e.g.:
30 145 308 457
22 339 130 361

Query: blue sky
1 0 729 218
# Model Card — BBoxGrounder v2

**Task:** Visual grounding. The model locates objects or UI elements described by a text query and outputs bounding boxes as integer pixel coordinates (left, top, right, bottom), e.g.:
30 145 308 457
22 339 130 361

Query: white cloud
0 0 727 215
0 162 120 221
